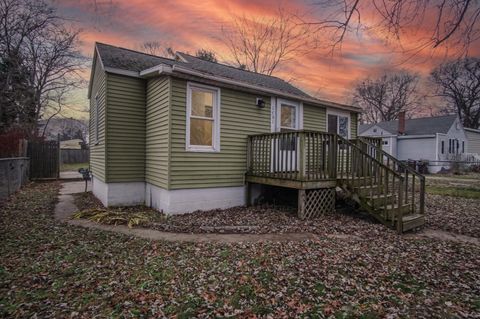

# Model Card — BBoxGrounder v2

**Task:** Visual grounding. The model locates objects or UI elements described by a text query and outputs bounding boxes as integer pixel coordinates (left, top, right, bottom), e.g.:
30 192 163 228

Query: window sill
186 146 220 153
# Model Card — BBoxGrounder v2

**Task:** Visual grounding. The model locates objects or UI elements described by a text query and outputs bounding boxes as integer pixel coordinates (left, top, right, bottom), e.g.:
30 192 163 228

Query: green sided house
88 43 426 232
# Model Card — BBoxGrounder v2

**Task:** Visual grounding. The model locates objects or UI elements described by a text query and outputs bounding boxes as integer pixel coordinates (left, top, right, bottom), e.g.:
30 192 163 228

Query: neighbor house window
441 141 444 154
462 141 465 153
186 83 220 152
382 140 388 145
327 113 349 139
448 139 452 153
94 94 99 144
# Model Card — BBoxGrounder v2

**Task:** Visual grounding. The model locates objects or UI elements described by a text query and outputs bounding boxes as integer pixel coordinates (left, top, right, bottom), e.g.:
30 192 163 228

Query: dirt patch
407 229 480 246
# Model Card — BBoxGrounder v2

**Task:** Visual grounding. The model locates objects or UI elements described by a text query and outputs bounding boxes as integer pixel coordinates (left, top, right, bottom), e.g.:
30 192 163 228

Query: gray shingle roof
359 115 458 136
96 42 309 98
175 52 310 97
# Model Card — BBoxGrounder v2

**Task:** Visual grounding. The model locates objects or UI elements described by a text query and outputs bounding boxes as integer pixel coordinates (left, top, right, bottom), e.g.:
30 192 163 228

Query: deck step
375 204 411 217
401 214 425 232
366 193 394 206
341 177 376 187
355 185 383 196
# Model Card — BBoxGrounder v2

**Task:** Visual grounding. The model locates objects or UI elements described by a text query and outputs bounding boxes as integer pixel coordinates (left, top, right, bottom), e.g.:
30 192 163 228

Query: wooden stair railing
335 135 413 233
356 137 426 218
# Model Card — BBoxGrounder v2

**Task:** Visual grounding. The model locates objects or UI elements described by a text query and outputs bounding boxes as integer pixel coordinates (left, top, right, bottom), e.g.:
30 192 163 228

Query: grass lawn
60 162 89 172
1 183 480 317
427 185 480 199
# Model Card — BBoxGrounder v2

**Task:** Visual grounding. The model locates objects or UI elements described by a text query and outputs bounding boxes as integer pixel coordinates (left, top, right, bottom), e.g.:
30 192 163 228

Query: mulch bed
73 191 480 239
73 192 388 237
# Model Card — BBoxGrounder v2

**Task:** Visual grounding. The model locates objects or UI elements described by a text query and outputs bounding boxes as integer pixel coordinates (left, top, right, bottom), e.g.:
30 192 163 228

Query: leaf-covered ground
426 193 480 237
1 183 480 318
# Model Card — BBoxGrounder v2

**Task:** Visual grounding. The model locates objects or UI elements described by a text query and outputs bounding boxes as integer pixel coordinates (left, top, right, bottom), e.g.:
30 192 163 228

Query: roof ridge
96 42 177 63
372 114 457 125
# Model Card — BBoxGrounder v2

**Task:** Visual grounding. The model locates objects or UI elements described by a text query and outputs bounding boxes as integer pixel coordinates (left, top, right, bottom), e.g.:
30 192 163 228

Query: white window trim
186 82 221 152
327 108 351 139
94 94 99 145
276 98 303 131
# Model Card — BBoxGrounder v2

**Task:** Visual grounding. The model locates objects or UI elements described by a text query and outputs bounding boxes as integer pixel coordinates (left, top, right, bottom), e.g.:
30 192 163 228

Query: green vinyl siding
169 78 271 189
146 76 170 188
303 103 326 131
350 112 358 138
105 73 146 182
89 56 106 181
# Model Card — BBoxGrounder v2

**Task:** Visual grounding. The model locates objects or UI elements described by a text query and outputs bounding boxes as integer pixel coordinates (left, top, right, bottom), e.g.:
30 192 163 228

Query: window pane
328 114 337 134
280 104 296 128
191 89 213 118
338 116 348 138
190 118 213 146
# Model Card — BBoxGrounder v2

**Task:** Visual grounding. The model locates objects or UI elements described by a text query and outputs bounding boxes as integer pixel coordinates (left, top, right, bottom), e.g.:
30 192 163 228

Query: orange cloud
55 0 480 108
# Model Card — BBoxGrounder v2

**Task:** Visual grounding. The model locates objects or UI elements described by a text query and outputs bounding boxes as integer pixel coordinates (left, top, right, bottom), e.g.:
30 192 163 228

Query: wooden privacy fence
28 140 59 179
61 149 89 164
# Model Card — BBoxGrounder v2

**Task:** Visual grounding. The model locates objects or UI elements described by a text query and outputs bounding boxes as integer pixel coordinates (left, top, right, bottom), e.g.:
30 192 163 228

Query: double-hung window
186 83 220 152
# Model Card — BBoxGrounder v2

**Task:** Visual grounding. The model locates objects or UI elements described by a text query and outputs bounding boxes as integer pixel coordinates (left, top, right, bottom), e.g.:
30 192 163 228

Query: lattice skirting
298 188 336 219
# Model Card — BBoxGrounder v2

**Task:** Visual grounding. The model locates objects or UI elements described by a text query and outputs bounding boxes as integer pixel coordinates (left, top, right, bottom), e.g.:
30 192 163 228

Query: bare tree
354 71 421 123
138 41 175 58
431 58 480 129
222 8 318 75
306 0 480 55
0 0 84 136
195 49 217 62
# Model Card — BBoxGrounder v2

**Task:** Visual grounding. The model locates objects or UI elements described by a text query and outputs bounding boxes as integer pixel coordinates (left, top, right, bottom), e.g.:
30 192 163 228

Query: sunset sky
51 0 480 120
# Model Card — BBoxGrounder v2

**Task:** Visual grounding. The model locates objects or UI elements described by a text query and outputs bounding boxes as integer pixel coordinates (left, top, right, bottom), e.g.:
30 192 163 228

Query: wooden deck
246 131 426 233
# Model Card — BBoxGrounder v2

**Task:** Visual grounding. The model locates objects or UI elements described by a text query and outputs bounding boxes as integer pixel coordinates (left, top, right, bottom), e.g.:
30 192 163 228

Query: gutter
139 65 173 77
397 134 436 139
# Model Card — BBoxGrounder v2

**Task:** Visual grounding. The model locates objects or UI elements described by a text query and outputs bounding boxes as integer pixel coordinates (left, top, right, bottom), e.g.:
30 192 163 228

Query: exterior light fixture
256 98 265 108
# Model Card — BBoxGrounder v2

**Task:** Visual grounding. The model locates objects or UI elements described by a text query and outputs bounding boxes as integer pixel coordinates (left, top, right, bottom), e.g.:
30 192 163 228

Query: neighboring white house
359 114 478 173
465 128 480 154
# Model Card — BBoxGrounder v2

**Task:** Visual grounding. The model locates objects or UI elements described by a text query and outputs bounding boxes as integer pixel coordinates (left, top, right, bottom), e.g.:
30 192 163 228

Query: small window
280 103 297 130
448 139 452 153
441 141 444 154
186 83 220 152
382 140 388 145
94 95 99 144
456 140 459 153
327 113 349 139
373 128 377 133
462 141 465 153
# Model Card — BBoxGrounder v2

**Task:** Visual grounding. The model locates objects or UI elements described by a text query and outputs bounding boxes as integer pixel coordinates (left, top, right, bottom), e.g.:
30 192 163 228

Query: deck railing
247 131 337 181
356 137 426 217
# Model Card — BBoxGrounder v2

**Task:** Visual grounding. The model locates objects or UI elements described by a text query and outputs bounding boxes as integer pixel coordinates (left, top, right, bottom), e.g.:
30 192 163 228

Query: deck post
245 181 252 206
298 132 306 180
397 177 404 234
298 189 306 219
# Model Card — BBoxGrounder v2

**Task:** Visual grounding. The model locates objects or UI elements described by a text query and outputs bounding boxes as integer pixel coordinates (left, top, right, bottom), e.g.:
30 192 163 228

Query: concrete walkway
59 170 83 181
54 181 480 245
